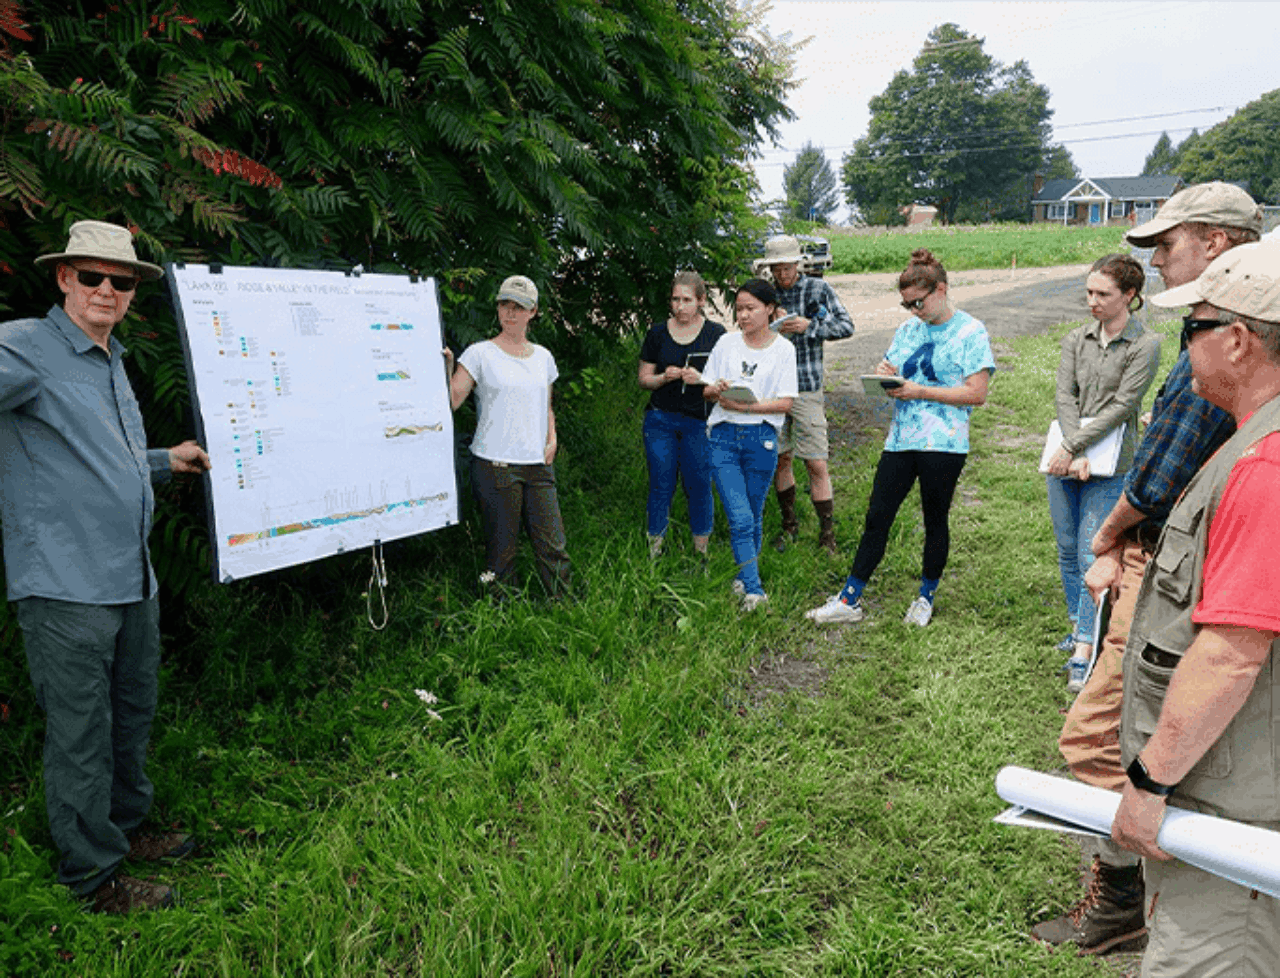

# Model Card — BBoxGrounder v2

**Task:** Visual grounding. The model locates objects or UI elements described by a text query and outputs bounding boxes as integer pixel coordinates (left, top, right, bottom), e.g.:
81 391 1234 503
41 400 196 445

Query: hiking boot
647 534 664 559
731 578 746 597
817 526 839 556
128 831 196 863
741 592 770 613
805 594 864 624
770 525 799 553
1031 858 1146 955
903 596 934 627
773 485 798 551
815 500 838 555
88 874 177 914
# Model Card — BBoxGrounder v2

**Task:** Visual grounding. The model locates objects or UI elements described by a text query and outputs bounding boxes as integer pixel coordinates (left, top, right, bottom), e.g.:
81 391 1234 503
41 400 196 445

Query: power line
754 105 1235 159
753 124 1207 168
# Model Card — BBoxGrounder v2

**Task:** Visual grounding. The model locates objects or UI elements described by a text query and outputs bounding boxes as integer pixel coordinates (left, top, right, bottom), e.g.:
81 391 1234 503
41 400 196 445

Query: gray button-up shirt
0 305 171 603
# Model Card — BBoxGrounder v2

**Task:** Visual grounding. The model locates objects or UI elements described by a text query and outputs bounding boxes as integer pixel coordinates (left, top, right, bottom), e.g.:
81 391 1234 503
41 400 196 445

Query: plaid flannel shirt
1125 351 1235 528
773 275 855 392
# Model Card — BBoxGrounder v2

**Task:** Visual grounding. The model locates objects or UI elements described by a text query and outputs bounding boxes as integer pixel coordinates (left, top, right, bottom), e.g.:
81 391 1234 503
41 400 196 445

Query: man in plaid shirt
1032 182 1261 956
756 236 854 554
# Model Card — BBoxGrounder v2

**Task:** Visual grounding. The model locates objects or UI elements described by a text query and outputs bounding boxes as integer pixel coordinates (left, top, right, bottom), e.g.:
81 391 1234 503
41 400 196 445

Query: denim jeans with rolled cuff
1046 473 1125 643
709 422 778 596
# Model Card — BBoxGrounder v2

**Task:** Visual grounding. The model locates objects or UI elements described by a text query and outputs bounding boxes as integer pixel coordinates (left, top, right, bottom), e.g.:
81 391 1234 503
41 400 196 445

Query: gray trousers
470 456 571 596
17 596 160 895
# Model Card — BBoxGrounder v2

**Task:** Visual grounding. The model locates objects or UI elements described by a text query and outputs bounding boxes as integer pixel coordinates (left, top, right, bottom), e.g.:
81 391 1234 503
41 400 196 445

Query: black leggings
849 450 967 583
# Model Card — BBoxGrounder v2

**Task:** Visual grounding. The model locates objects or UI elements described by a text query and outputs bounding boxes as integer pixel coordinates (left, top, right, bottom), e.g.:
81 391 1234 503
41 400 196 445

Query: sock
920 577 939 602
839 576 866 605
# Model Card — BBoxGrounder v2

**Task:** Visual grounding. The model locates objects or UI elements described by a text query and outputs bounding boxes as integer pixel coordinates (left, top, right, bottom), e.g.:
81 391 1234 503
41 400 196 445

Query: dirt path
817 263 1093 441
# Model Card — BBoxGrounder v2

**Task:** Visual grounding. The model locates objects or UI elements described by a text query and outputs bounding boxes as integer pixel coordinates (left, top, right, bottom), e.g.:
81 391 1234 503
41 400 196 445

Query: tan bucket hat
1151 241 1280 320
1126 182 1262 248
496 274 538 309
753 234 805 269
35 220 164 280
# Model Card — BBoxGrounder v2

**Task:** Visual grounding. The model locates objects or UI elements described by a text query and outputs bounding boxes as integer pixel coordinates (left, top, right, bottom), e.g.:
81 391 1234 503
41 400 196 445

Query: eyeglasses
1181 315 1235 347
73 268 139 293
901 286 936 311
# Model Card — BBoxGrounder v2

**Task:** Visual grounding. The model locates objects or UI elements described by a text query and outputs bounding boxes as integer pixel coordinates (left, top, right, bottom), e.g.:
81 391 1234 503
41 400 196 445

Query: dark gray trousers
17 596 160 895
470 456 571 596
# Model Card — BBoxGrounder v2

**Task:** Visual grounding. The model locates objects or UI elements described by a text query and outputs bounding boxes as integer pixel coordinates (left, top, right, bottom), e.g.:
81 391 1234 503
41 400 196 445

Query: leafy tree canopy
783 141 838 224
0 0 795 602
1 0 795 342
841 23 1056 225
1142 132 1178 176
1173 90 1280 203
1044 144 1078 180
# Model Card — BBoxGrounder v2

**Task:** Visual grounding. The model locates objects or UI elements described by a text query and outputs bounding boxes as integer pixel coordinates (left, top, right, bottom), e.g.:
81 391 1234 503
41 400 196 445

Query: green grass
0 313 1183 976
828 224 1130 275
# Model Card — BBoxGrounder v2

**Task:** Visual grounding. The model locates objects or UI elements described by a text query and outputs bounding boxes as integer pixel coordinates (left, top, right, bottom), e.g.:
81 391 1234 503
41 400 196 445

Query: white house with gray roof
1031 175 1185 226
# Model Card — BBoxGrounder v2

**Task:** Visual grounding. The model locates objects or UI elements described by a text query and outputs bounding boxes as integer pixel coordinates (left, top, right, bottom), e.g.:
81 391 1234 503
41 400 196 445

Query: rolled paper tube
995 765 1280 898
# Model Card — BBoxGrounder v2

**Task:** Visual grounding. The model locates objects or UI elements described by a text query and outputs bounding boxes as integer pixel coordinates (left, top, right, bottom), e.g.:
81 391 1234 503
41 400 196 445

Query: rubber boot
814 498 837 555
1030 858 1147 955
771 484 799 552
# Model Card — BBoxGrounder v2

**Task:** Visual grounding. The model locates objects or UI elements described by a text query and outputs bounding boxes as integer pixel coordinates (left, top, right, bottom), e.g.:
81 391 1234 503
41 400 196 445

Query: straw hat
34 220 164 280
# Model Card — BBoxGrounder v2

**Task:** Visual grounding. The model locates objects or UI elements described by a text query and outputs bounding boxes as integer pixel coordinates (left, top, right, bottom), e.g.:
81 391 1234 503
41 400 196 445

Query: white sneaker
741 592 769 613
903 596 933 627
806 595 864 624
731 579 746 597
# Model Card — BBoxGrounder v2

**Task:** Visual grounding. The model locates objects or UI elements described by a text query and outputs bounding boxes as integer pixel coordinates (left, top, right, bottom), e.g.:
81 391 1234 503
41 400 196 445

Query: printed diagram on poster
168 264 456 582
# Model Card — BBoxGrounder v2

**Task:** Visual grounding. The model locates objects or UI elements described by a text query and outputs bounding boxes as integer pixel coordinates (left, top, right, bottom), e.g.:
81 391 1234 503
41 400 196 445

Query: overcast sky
751 0 1280 220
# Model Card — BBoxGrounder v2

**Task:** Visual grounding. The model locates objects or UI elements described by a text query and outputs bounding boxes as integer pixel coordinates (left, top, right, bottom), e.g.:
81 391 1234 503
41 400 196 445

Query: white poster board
167 263 457 582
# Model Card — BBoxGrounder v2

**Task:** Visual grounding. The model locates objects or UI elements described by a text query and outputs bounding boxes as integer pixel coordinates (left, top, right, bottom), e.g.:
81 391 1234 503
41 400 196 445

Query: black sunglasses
1181 315 1233 347
901 286 936 312
73 268 139 293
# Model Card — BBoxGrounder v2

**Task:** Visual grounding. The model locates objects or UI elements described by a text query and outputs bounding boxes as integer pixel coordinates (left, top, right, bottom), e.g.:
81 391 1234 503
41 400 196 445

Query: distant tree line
1141 90 1280 204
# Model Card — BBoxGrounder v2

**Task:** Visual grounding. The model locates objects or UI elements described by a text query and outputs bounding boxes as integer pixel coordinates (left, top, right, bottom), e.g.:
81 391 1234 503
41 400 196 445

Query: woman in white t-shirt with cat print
444 275 571 597
699 278 798 611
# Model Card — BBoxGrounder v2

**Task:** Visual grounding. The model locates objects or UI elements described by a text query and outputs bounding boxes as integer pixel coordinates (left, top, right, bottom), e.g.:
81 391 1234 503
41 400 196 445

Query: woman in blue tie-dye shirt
806 249 995 628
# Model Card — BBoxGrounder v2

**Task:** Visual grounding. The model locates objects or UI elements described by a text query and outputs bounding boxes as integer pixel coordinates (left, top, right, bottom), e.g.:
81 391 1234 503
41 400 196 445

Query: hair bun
910 248 935 265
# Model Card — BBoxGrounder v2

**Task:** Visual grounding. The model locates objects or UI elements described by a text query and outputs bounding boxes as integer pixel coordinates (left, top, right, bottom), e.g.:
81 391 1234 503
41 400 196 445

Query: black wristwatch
1127 756 1177 797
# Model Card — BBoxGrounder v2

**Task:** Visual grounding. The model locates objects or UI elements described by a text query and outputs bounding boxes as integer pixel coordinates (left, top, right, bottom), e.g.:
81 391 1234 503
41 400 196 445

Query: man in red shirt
1110 240 1280 976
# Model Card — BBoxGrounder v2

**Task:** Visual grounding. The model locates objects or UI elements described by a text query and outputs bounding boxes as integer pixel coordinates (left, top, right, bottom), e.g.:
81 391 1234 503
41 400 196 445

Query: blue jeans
642 408 715 538
1046 474 1125 643
709 422 779 596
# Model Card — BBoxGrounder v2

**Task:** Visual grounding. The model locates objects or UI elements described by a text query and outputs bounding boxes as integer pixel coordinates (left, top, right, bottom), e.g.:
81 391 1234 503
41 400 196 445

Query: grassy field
0 309 1182 976
828 224 1130 275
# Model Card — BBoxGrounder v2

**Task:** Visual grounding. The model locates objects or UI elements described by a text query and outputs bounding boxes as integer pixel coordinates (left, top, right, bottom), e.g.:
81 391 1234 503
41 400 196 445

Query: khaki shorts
778 390 829 460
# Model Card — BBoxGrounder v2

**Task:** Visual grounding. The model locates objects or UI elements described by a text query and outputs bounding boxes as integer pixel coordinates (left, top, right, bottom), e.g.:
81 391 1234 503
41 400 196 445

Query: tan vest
1120 392 1280 820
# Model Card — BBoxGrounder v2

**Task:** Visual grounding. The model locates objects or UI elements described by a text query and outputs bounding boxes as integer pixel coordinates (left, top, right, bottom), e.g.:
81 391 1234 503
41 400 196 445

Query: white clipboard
1039 418 1125 478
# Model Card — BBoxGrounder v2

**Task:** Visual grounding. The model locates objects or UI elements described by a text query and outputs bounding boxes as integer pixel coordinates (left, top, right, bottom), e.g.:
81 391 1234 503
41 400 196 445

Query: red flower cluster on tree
192 147 283 190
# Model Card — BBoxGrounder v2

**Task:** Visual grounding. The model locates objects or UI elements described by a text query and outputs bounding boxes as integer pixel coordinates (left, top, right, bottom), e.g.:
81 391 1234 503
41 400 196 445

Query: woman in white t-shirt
444 275 571 596
699 278 798 611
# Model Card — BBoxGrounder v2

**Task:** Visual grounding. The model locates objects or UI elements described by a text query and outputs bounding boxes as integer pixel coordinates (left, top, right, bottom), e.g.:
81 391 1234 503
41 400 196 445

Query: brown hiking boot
817 526 838 556
770 524 799 552
1031 858 1147 955
128 831 196 862
88 874 177 914
814 499 838 555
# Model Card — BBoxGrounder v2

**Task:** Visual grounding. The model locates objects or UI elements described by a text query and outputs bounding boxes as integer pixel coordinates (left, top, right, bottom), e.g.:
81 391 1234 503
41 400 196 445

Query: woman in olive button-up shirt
1046 253 1163 671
